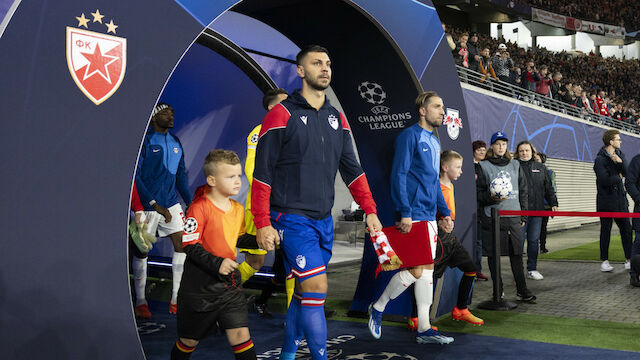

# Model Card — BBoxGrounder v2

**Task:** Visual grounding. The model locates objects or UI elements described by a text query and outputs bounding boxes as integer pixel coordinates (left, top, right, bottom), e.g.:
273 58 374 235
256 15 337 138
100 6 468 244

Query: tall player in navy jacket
251 45 382 360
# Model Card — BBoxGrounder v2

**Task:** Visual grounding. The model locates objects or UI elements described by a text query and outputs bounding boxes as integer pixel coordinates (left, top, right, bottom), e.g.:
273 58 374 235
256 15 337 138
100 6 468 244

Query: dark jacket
477 156 529 256
518 159 558 211
625 154 640 230
594 147 628 212
251 90 375 227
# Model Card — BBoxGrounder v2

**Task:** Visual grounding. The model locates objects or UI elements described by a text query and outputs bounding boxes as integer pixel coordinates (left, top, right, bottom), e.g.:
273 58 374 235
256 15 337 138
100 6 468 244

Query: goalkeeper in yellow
245 88 291 318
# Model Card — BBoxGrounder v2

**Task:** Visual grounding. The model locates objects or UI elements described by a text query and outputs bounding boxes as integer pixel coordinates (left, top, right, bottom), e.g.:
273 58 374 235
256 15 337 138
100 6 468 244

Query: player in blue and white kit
368 91 455 344
133 103 192 316
251 45 382 360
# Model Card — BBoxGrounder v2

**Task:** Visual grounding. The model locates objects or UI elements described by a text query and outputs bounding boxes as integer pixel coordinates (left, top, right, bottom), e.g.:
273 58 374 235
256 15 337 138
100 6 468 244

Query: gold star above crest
76 13 89 28
91 9 104 23
105 20 118 34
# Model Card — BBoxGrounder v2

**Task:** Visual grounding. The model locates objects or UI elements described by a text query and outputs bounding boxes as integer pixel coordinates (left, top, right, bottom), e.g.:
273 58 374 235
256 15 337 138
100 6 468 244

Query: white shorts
141 203 185 238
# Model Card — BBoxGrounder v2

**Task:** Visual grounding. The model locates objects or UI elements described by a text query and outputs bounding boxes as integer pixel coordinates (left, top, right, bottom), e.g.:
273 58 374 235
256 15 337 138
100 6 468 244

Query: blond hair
440 150 463 174
203 149 240 177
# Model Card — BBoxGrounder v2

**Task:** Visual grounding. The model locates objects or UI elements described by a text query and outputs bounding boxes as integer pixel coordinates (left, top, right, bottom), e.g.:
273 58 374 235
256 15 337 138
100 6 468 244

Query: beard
305 75 330 91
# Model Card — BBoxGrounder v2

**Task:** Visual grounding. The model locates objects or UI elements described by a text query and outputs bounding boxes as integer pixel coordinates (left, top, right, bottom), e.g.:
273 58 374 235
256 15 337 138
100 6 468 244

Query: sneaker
368 304 383 339
625 260 631 270
601 260 614 272
527 270 544 280
255 303 273 319
540 247 549 254
516 289 536 302
169 301 177 315
451 306 484 325
630 275 640 287
416 328 454 344
134 304 152 319
324 308 337 318
476 272 489 281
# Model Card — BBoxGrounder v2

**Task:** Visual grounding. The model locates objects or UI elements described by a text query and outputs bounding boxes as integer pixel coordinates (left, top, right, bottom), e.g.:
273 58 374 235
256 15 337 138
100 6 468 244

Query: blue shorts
270 211 333 282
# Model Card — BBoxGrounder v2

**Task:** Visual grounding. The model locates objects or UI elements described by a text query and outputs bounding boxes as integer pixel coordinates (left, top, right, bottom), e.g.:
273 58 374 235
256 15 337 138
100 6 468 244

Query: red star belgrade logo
66 9 126 105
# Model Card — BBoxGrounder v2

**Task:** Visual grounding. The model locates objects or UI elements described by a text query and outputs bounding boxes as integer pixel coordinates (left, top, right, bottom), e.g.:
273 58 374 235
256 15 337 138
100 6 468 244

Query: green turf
539 235 628 262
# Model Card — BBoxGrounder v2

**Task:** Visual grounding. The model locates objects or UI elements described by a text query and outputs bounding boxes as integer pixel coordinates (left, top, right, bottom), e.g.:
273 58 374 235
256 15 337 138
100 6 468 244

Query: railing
455 65 640 135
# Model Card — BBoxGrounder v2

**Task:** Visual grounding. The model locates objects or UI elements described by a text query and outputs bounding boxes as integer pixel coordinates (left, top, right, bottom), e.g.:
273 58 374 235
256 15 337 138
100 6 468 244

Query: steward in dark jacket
625 153 640 285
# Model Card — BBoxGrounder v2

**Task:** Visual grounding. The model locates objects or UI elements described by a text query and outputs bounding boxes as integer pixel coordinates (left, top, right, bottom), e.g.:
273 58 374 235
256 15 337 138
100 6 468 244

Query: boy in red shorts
170 150 256 360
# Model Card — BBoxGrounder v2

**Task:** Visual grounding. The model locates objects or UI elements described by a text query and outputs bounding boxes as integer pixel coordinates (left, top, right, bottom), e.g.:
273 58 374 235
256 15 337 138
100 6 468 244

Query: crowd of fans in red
514 0 640 31
447 26 640 127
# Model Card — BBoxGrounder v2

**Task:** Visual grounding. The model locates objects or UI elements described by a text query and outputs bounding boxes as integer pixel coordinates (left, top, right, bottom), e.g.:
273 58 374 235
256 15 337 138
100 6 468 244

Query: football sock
171 252 186 304
414 269 434 332
232 339 256 360
373 270 416 312
285 277 295 307
171 339 195 360
238 261 258 284
282 292 304 356
457 272 476 309
132 257 147 305
300 292 327 360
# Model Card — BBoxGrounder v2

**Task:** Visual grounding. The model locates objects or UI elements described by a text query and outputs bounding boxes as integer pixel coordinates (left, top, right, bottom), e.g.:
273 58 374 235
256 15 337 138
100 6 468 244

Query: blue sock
281 292 304 358
300 292 327 360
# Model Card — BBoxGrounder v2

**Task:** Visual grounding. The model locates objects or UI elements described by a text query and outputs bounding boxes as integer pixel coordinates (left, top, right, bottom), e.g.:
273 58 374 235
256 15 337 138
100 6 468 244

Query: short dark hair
538 152 547 163
472 140 486 152
203 149 240 177
262 88 288 111
602 129 620 146
414 91 440 114
296 45 329 65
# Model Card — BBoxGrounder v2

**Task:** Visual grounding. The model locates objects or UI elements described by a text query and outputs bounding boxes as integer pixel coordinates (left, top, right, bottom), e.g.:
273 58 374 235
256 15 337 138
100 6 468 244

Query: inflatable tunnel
0 1 474 358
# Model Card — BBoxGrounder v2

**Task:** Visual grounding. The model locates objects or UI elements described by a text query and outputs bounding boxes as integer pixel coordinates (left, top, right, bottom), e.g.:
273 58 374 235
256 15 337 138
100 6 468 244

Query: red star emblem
80 43 118 84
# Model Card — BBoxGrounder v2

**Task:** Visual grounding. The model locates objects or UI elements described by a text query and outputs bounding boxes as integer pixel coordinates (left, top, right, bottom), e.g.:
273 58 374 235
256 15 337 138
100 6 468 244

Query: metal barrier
455 65 640 135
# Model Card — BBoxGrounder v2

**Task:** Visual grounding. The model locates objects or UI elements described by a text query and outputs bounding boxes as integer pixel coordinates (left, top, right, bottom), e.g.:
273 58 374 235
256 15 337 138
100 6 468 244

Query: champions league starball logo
66 9 126 105
356 81 411 130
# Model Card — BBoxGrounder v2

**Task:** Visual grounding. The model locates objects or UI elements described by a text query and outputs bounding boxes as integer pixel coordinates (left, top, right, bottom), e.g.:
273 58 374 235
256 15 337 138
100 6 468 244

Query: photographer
535 65 553 97
492 44 514 83
521 60 540 92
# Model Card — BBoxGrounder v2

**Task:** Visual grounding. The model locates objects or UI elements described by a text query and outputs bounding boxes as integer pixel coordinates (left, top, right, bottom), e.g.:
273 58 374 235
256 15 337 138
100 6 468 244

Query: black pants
540 216 549 250
599 217 633 260
486 237 528 295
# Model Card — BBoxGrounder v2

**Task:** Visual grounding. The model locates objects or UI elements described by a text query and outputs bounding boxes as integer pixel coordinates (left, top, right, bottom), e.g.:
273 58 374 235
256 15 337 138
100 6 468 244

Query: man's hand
611 154 622 163
440 216 454 233
256 225 280 251
152 203 172 223
551 206 558 212
397 217 412 234
219 258 239 276
491 195 507 202
365 213 383 236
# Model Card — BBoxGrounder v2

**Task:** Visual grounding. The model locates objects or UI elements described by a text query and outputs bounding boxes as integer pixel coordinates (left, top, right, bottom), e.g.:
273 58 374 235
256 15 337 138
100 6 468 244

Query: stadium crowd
447 26 640 128
513 0 640 31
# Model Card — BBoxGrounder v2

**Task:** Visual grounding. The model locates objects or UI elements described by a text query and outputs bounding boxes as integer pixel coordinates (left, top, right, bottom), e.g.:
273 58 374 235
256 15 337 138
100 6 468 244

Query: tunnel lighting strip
147 261 275 278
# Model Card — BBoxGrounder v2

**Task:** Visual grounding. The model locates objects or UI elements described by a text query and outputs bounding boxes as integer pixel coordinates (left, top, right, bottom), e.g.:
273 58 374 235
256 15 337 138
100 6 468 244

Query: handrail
455 65 640 135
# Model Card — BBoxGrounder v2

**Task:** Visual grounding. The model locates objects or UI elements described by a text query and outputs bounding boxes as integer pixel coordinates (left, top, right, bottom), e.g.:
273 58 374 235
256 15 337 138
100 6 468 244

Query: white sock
171 252 186 304
132 257 147 306
373 270 416 312
415 269 434 333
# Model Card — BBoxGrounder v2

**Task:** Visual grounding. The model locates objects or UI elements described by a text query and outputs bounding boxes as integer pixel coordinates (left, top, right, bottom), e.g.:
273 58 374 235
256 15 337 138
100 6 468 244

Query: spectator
594 129 633 272
535 65 553 97
478 48 497 81
521 60 540 92
492 44 514 82
535 152 556 254
468 32 481 72
514 141 558 280
454 36 470 68
477 132 536 302
624 152 640 287
472 140 489 281
509 66 522 87
443 23 456 51
550 72 564 100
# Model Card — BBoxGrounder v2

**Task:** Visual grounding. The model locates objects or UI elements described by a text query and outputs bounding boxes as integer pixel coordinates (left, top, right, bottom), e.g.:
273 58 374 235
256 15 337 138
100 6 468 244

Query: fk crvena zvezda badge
66 10 126 105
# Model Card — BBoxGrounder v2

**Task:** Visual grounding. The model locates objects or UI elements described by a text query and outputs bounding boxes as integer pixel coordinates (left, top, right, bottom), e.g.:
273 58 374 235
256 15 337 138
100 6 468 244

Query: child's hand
219 258 239 276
